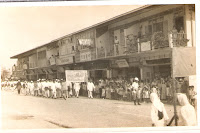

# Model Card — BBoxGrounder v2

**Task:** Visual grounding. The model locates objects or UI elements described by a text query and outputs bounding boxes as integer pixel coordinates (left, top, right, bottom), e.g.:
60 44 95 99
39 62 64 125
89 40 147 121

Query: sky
0 3 144 70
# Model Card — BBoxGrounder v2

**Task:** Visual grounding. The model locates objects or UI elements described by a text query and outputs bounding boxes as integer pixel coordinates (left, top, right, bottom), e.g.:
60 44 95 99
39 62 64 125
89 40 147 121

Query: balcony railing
151 31 169 49
96 32 189 59
169 33 189 47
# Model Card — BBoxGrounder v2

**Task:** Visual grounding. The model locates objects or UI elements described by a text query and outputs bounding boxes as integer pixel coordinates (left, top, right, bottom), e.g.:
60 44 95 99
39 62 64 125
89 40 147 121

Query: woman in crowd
105 84 111 99
110 83 115 100
177 93 197 126
142 86 149 103
150 92 169 127
188 86 196 106
101 86 106 99
161 78 167 100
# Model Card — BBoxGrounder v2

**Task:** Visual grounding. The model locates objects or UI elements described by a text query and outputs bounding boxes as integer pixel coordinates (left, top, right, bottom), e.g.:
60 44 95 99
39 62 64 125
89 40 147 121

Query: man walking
16 80 22 95
132 77 141 105
87 79 95 99
74 82 81 98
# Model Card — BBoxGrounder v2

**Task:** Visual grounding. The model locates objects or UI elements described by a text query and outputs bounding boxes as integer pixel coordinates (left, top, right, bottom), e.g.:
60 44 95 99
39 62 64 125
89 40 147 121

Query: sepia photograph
0 1 198 132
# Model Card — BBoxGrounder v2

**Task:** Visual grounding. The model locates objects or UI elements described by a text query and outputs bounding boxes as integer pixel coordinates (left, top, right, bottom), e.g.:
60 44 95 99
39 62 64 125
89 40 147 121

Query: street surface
1 90 178 129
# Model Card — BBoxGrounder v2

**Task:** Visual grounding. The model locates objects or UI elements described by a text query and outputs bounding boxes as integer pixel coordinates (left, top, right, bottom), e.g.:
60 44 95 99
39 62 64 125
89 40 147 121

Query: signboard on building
49 56 56 65
57 55 74 65
141 41 151 51
78 39 94 46
116 59 129 68
65 70 88 82
80 51 91 62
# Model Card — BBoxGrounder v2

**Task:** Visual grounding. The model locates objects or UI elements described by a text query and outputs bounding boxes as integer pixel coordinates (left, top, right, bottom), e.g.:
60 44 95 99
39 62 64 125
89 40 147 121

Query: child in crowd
143 86 150 103
188 86 196 106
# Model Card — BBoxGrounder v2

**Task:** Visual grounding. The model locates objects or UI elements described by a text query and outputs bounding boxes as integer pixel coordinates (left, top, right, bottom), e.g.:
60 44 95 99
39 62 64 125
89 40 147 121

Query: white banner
65 70 88 82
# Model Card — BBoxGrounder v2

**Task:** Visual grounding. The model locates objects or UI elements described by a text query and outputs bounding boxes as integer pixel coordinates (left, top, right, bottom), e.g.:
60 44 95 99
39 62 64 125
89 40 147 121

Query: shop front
111 58 141 79
140 49 172 82
83 60 110 80
36 68 47 80
26 69 37 81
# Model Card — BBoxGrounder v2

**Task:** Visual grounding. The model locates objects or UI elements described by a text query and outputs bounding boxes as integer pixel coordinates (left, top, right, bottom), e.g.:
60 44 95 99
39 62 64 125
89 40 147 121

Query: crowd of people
1 76 196 105
1 76 197 127
1 78 96 100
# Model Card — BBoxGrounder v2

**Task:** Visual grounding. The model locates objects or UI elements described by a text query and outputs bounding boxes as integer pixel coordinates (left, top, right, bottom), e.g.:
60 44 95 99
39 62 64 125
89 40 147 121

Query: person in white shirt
34 80 39 96
51 80 57 99
87 79 95 99
41 79 46 97
132 77 140 105
30 81 34 96
66 81 72 98
74 82 81 98
55 79 62 98
37 79 43 97
27 81 31 95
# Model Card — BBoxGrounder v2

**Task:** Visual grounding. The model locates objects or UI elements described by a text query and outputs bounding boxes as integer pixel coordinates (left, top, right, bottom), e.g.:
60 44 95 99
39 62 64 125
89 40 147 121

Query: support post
172 48 178 126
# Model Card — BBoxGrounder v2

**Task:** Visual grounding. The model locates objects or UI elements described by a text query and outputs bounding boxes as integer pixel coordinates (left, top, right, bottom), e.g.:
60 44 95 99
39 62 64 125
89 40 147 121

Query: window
72 46 75 51
148 25 152 35
175 16 184 32
153 22 163 33
38 51 46 60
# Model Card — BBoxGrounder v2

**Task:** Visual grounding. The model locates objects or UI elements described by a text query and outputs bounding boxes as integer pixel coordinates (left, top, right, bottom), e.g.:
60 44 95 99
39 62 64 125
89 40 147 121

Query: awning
172 47 196 77
57 67 65 73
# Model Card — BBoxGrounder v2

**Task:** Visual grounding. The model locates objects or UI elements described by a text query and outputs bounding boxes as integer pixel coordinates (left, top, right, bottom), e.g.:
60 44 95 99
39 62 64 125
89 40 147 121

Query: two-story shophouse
11 4 195 82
